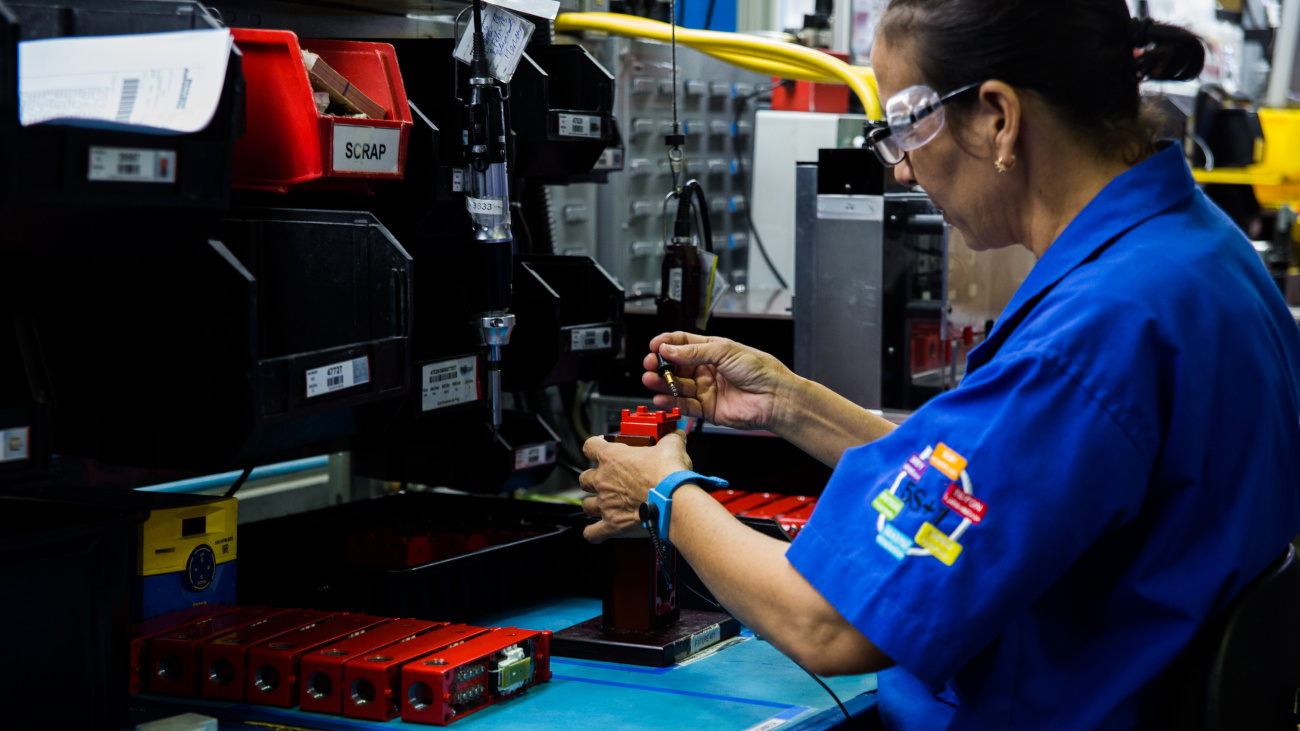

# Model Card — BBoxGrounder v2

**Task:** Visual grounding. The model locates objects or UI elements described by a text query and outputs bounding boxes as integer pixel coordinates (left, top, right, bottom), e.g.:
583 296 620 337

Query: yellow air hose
553 12 882 119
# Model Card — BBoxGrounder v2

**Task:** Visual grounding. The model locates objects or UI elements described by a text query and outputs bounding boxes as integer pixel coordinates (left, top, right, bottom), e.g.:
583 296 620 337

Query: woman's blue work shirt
786 142 1300 730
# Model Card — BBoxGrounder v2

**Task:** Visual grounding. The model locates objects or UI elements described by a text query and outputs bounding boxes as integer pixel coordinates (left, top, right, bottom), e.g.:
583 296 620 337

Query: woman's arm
643 333 898 466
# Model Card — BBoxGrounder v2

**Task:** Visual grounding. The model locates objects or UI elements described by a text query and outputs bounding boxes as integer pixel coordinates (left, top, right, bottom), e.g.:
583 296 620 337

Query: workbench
131 596 878 731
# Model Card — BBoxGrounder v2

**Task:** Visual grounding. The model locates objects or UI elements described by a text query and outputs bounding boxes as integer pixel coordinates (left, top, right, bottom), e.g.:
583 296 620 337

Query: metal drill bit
656 353 680 397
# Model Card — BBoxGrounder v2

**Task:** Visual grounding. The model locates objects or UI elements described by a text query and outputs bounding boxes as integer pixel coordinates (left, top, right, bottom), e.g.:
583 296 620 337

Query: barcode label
0 427 30 463
88 147 177 183
513 443 555 471
689 624 722 655
115 78 139 123
305 356 371 398
557 113 602 139
421 356 479 412
569 326 613 352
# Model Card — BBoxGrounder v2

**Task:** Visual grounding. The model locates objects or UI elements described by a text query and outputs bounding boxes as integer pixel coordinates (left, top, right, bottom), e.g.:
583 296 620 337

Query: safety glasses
865 82 983 167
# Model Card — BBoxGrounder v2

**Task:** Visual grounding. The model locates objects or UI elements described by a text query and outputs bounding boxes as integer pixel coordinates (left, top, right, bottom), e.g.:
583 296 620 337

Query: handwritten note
453 5 535 84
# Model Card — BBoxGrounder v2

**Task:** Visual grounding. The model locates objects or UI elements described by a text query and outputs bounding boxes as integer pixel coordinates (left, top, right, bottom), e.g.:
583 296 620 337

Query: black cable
686 179 713 252
686 414 705 453
703 0 717 30
223 466 254 498
733 88 789 289
799 661 852 721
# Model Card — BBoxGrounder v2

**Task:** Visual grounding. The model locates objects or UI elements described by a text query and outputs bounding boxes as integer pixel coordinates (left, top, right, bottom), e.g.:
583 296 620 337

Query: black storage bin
0 313 52 484
26 209 412 470
0 495 146 730
512 44 616 180
0 0 245 254
503 254 624 390
239 492 591 622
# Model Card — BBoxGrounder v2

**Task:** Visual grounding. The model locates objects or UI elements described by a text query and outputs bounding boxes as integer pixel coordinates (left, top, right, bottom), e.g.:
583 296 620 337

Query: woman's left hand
579 433 692 543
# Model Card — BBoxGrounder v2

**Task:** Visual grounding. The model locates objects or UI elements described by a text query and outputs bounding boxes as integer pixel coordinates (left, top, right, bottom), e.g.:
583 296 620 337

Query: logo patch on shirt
874 444 983 566
875 523 913 561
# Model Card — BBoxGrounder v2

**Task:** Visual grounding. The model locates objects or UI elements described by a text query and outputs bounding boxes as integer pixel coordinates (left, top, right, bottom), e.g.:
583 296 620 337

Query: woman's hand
579 433 692 543
642 332 799 433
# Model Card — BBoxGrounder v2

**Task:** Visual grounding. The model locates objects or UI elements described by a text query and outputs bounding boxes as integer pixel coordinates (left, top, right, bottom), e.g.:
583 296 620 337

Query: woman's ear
974 80 1022 164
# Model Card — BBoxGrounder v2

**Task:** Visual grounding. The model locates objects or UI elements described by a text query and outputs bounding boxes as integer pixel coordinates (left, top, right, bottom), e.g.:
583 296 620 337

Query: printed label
421 356 478 412
331 125 401 173
0 427 30 463
903 453 928 481
513 443 555 470
929 442 968 481
876 522 913 561
915 522 963 566
942 484 988 524
569 326 613 352
305 356 370 398
689 624 722 655
557 113 603 139
451 167 465 192
88 147 176 183
668 268 684 302
872 490 904 520
466 196 505 217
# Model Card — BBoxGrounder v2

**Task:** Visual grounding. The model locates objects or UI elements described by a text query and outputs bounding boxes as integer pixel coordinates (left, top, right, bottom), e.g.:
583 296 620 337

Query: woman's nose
894 154 918 187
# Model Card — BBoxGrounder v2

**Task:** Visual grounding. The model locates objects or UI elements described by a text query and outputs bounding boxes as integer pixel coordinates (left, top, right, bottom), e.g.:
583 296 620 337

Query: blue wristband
648 470 729 545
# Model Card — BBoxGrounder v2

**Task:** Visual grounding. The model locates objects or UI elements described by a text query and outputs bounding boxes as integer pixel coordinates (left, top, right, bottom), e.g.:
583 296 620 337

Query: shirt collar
966 142 1198 369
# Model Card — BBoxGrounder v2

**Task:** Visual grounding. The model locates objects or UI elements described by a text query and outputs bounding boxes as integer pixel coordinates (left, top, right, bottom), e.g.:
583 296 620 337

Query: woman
579 1 1300 728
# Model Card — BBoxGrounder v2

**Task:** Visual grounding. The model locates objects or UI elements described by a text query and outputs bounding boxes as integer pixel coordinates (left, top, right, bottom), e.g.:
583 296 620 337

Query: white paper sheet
453 5 535 84
485 0 560 20
19 28 233 134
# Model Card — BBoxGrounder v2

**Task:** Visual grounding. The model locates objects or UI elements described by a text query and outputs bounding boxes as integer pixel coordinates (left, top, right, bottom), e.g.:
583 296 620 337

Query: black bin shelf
27 209 412 471
0 0 245 254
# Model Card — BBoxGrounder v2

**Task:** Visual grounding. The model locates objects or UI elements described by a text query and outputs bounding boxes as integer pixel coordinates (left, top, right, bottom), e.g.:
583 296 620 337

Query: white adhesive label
305 357 370 398
421 356 479 412
668 268 684 302
466 196 505 216
817 195 884 221
332 125 401 173
569 326 613 352
689 624 722 655
513 443 555 470
557 113 603 139
88 147 176 183
451 167 466 192
0 427 30 463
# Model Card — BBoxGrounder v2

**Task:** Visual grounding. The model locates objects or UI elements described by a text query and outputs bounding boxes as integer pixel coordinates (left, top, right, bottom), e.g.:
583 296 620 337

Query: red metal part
131 605 234 694
150 607 290 697
770 51 851 114
737 495 815 519
246 614 391 708
709 488 747 504
400 627 553 726
721 492 782 516
777 503 818 537
618 406 681 440
342 624 490 722
201 609 337 701
300 619 445 716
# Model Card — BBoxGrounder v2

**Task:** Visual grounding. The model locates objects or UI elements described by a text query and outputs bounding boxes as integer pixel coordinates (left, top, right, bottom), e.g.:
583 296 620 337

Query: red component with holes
201 610 337 701
299 619 445 716
131 605 235 694
737 495 815 519
720 492 782 515
709 489 748 504
619 406 681 440
399 627 552 726
150 607 289 697
777 503 818 536
342 624 490 722
246 614 390 708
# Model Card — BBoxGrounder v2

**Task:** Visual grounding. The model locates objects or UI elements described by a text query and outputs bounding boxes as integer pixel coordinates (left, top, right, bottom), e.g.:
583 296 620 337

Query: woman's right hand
641 332 800 433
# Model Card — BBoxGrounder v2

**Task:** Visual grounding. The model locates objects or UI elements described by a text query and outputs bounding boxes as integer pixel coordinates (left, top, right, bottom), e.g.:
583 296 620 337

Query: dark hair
879 0 1205 162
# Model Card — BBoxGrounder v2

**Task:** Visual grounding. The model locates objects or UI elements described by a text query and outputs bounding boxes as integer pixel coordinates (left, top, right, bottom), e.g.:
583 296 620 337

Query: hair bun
1133 19 1206 81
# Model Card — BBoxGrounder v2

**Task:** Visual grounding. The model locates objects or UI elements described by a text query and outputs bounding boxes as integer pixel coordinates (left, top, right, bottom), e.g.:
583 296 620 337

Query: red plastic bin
231 29 412 193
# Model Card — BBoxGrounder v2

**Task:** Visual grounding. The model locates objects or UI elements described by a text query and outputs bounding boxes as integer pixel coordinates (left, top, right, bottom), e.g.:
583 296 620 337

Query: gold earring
995 155 1017 174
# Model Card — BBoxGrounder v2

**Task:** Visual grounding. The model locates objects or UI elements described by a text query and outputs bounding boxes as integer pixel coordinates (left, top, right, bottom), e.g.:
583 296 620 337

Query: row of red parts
131 605 551 726
710 490 818 537
345 528 536 569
